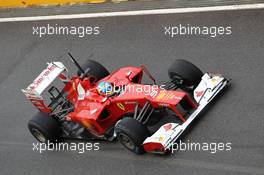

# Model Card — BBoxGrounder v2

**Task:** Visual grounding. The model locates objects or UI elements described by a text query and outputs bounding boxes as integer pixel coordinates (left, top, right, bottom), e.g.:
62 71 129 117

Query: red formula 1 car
22 53 229 154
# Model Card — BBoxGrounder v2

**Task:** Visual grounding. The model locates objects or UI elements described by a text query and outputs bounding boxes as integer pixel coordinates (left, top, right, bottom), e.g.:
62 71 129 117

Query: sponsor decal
158 103 169 107
28 64 56 90
195 90 204 97
82 120 92 129
211 77 219 86
72 82 76 91
149 90 158 98
116 103 125 111
163 123 172 131
155 91 181 100
155 91 166 100
158 136 164 141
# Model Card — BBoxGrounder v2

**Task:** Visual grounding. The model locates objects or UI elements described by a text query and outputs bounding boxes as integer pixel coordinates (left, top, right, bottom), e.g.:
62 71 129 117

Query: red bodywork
27 65 197 137
55 66 196 137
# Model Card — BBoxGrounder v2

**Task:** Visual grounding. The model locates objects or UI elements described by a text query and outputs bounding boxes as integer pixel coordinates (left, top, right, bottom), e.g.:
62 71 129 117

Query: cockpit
96 81 115 97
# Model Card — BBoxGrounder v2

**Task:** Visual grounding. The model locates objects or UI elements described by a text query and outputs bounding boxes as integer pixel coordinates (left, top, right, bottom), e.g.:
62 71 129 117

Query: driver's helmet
96 81 114 96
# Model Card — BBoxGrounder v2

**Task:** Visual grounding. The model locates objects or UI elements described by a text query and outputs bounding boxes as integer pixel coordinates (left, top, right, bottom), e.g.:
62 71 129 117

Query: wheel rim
31 128 46 143
119 133 135 151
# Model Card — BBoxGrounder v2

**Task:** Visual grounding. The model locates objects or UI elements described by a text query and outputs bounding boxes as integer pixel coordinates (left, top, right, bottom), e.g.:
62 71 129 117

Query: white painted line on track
0 3 264 22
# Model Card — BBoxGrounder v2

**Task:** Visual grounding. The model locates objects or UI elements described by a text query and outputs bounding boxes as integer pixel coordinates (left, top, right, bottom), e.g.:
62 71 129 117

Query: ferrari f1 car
22 53 229 154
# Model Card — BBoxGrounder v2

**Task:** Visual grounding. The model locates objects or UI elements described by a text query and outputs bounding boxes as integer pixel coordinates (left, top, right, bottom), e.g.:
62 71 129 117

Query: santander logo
163 123 172 131
195 90 204 97
29 64 56 90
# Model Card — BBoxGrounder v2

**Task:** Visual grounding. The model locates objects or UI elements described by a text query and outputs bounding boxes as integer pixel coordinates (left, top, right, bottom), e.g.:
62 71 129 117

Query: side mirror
79 68 90 79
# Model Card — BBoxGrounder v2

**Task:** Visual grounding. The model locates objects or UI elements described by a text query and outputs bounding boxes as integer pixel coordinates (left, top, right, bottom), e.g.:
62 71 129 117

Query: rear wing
21 62 67 113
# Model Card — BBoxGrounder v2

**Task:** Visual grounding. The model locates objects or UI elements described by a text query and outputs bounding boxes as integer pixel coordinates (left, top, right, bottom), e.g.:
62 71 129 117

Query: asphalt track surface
0 8 264 175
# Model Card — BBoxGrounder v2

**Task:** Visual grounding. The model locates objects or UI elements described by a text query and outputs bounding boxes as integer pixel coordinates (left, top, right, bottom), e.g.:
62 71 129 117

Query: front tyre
115 118 149 154
168 59 203 88
28 113 61 143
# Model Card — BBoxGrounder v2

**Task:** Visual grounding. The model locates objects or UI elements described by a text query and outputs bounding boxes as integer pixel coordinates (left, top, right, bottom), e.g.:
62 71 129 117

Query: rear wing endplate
21 62 67 113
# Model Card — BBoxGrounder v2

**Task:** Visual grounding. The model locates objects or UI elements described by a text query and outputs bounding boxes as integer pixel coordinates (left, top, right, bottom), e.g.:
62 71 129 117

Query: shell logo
155 91 166 100
158 137 164 141
211 77 219 85
72 82 76 91
82 120 92 129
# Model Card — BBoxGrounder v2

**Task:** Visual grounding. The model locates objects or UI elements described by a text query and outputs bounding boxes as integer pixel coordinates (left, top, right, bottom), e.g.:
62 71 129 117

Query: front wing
142 73 229 153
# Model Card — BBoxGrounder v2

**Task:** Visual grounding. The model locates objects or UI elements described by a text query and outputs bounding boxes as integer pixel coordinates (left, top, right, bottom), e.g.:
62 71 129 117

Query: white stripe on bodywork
77 83 85 100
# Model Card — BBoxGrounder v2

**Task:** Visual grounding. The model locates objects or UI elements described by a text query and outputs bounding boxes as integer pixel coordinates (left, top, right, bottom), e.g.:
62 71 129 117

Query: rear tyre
115 118 149 154
168 59 203 88
28 113 61 143
77 60 110 81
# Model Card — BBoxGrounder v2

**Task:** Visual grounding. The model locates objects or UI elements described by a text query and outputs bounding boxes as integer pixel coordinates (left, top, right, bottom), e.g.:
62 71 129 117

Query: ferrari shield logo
116 103 125 110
